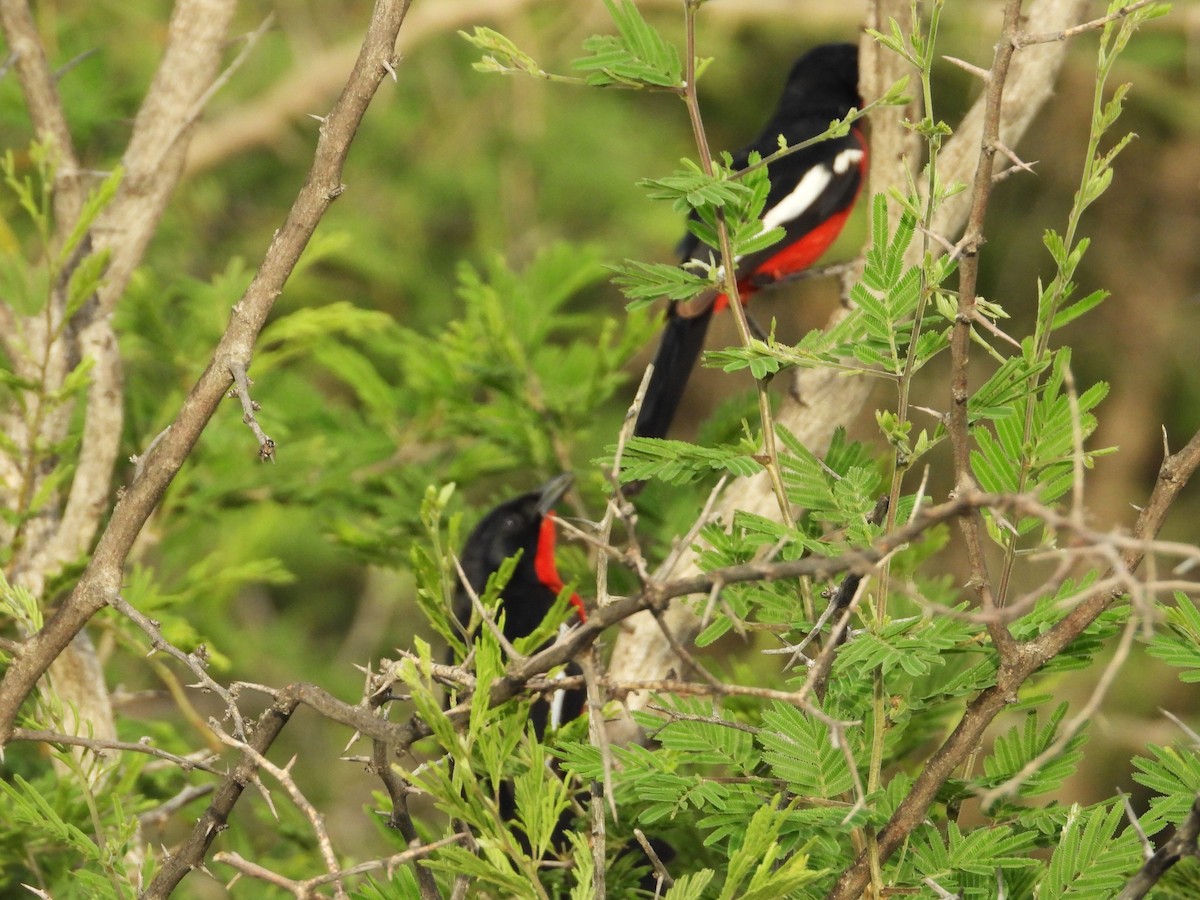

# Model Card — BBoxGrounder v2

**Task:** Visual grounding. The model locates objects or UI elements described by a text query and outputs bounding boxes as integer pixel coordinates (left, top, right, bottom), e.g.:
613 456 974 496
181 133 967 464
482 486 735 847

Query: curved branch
0 0 415 745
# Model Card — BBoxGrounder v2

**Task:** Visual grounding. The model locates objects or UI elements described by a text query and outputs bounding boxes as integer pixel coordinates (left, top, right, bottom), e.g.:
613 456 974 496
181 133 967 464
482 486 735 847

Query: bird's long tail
633 304 716 440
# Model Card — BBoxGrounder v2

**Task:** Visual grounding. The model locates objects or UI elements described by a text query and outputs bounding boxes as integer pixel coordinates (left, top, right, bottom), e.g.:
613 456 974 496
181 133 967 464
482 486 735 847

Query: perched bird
452 472 586 732
634 43 866 441
451 476 675 887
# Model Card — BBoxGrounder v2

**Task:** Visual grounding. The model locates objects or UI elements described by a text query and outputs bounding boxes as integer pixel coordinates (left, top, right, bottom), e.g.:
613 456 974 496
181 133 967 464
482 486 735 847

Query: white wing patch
548 622 571 730
833 146 863 174
760 147 863 232
549 679 566 731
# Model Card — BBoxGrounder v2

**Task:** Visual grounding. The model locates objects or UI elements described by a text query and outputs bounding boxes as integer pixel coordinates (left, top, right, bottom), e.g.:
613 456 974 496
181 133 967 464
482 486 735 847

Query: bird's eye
502 514 520 532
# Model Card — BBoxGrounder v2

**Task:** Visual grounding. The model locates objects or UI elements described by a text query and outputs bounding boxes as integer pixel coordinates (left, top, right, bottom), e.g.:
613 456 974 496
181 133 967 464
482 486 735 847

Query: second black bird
635 43 867 441
452 473 586 733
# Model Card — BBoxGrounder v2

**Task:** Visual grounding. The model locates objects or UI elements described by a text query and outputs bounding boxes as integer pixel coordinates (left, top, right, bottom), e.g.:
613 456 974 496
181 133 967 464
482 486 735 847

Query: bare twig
580 647 616 825
10 727 222 776
633 828 675 890
228 362 276 461
213 730 347 900
1015 0 1160 46
647 704 761 737
214 833 468 895
1119 791 1154 862
145 692 299 898
366 661 443 900
944 0 1024 653
109 594 248 739
1116 795 1200 900
138 783 216 828
451 553 523 660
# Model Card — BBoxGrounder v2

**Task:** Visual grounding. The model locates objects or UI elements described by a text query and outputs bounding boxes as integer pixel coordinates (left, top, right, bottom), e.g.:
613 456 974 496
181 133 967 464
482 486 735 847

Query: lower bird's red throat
535 514 587 621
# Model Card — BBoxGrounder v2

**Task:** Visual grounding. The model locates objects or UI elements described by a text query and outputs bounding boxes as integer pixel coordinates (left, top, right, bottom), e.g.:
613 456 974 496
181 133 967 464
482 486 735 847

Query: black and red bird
451 477 676 883
634 43 866 441
452 473 586 732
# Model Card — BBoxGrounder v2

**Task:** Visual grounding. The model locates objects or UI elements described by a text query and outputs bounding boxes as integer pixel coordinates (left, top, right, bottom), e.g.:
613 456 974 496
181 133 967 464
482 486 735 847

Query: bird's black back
451 483 585 728
453 490 560 645
677 43 862 268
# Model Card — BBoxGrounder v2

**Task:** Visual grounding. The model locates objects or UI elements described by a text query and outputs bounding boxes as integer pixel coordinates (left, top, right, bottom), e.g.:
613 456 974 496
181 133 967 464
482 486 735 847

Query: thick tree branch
3 0 241 767
29 0 241 585
0 0 414 745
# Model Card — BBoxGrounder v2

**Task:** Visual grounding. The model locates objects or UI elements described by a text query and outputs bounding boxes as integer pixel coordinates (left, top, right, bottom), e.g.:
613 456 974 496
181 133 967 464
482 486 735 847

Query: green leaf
63 246 112 324
1050 288 1108 331
573 0 682 88
1148 593 1200 682
981 703 1088 798
640 165 753 212
1131 745 1200 836
757 702 854 797
655 699 760 770
1037 801 1141 899
55 166 122 271
613 436 760 484
909 821 1038 881
718 800 823 899
460 26 550 78
833 615 962 684
611 259 711 304
664 870 716 900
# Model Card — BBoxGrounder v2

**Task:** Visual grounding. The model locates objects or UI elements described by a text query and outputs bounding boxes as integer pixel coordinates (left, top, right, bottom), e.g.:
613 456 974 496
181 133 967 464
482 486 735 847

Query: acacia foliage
1 1 1199 898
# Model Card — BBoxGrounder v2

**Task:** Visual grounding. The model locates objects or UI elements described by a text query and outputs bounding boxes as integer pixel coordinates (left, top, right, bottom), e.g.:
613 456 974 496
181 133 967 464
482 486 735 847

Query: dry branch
2 0 240 770
144 693 299 898
0 0 414 744
1117 794 1200 899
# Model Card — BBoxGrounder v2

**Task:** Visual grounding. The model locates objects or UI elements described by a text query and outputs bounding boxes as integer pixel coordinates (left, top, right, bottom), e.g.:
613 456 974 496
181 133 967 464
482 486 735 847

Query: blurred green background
2 0 1198 891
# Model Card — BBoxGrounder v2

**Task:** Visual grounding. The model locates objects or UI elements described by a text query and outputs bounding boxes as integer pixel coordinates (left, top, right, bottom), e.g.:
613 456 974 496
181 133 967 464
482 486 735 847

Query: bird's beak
535 473 574 516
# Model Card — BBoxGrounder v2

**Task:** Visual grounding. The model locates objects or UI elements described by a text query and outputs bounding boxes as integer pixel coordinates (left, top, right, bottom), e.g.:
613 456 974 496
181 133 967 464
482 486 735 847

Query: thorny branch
826 426 1200 899
218 480 1200 759
2 0 241 771
109 594 248 739
144 691 299 899
212 834 469 897
212 729 348 900
0 0 414 745
78 451 1200 894
368 661 444 900
608 0 1096 715
9 728 222 776
1 0 1190 895
228 363 276 462
945 0 1024 648
1116 795 1200 900
1016 0 1161 46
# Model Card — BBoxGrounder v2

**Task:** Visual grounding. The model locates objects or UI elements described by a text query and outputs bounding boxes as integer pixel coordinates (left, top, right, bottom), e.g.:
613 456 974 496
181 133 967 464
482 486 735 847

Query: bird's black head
455 473 580 643
775 42 861 121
